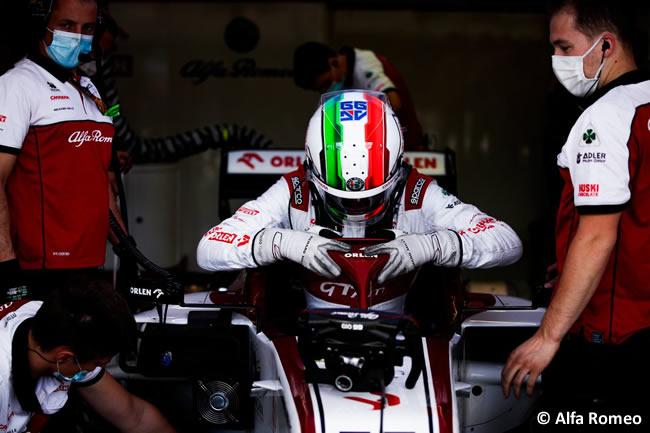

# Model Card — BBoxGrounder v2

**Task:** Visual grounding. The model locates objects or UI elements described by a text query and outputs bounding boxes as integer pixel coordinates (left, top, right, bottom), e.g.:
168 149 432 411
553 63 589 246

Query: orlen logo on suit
68 130 113 148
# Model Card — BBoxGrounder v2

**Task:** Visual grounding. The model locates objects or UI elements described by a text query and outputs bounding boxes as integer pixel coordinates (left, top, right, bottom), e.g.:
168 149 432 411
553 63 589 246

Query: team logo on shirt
68 130 113 147
580 126 599 147
583 129 596 144
47 81 60 92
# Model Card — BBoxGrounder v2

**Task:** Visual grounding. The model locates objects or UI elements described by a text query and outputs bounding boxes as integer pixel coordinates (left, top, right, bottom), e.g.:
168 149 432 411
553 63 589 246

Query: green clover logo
583 129 596 144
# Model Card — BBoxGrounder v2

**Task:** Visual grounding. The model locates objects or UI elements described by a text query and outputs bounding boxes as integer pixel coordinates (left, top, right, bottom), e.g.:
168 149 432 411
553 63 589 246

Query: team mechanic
197 90 522 312
0 283 177 433
502 0 650 422
0 0 128 298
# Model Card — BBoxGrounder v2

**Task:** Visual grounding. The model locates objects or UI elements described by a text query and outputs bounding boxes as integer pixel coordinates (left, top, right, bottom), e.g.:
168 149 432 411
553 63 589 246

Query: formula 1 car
108 236 545 433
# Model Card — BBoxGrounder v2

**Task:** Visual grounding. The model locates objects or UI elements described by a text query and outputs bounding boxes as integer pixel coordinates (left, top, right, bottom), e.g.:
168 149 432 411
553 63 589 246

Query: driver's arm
422 182 523 268
196 175 292 271
77 371 177 433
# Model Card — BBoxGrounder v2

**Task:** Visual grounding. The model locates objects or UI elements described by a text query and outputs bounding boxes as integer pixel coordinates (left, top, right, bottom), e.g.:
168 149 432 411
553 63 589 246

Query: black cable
109 210 182 297
379 376 386 433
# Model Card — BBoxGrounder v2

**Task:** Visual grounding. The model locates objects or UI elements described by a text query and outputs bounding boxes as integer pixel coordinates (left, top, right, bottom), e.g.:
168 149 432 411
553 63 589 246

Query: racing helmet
305 90 404 226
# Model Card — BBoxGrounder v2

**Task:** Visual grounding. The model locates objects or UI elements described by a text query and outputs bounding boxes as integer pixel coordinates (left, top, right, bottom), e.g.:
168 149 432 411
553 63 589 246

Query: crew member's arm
0 153 17 262
501 212 620 399
77 372 177 433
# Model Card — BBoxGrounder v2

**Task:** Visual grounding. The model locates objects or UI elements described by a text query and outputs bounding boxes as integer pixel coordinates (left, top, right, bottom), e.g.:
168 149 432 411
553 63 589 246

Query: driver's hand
364 229 462 284
252 226 350 278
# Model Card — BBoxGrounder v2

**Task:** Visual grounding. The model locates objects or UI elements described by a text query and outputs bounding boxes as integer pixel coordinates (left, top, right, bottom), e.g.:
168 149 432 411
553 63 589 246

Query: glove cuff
430 229 463 267
251 229 285 266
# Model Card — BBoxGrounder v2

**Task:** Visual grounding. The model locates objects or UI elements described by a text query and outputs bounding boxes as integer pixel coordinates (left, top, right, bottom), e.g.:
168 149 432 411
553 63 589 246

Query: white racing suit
197 165 522 311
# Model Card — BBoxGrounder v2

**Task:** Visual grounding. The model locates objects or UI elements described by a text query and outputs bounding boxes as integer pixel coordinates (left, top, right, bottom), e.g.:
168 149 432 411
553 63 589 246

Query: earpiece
602 40 610 51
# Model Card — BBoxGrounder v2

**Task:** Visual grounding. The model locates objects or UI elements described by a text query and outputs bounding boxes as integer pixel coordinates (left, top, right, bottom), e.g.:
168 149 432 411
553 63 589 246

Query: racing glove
364 229 463 284
252 226 351 278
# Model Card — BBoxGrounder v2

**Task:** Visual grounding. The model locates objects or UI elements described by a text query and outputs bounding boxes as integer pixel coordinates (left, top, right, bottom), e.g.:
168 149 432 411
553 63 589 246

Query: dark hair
293 41 336 89
547 0 635 46
31 279 136 363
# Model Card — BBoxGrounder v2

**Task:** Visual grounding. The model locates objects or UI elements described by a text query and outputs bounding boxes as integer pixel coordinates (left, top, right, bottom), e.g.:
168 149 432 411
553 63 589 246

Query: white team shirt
0 302 102 433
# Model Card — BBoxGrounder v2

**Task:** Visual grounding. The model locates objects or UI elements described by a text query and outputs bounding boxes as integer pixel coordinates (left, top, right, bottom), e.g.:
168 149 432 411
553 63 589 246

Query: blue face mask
53 357 90 383
44 28 94 69
327 81 345 92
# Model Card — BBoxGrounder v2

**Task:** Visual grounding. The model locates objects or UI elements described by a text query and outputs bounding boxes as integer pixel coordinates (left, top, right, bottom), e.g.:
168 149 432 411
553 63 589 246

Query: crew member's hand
252 226 350 278
501 331 560 399
364 229 462 284
117 150 133 173
544 262 559 289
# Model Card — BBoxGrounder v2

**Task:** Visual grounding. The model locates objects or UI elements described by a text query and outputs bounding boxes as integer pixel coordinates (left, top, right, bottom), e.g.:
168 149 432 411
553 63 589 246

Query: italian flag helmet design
306 90 404 225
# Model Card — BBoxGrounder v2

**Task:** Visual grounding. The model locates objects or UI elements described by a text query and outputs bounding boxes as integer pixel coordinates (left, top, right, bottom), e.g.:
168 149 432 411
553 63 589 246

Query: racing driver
197 90 523 311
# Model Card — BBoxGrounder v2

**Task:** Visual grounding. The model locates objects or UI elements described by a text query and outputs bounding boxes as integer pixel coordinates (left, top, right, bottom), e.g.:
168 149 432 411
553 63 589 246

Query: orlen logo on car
578 184 599 197
235 152 303 170
68 130 113 148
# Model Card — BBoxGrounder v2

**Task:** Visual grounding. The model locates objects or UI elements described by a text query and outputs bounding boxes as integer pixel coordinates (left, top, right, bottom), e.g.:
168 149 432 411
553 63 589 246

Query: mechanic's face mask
552 36 606 97
44 28 93 69
53 357 89 383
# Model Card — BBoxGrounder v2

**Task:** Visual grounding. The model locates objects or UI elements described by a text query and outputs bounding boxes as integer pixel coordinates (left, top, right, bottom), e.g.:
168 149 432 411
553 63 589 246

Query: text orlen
68 130 113 148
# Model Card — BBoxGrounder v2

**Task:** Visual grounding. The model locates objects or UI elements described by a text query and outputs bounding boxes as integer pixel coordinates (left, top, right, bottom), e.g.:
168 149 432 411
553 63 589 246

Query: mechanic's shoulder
584 88 641 120
0 59 42 95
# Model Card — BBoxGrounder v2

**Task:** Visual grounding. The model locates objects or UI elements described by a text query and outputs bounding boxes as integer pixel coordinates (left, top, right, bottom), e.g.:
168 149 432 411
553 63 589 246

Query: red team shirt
555 71 650 344
0 55 114 270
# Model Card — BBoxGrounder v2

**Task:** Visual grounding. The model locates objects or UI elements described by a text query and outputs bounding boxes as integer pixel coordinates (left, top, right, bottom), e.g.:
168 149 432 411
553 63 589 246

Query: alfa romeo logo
583 129 597 144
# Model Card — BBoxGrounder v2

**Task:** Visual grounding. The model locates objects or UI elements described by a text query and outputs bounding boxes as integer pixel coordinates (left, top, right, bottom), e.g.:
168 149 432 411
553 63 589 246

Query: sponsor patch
446 199 461 209
410 178 426 205
0 115 6 122
237 206 259 216
461 217 498 235
291 176 304 206
577 152 606 164
208 231 237 244
578 184 599 197
50 95 70 101
237 234 250 247
47 81 60 91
